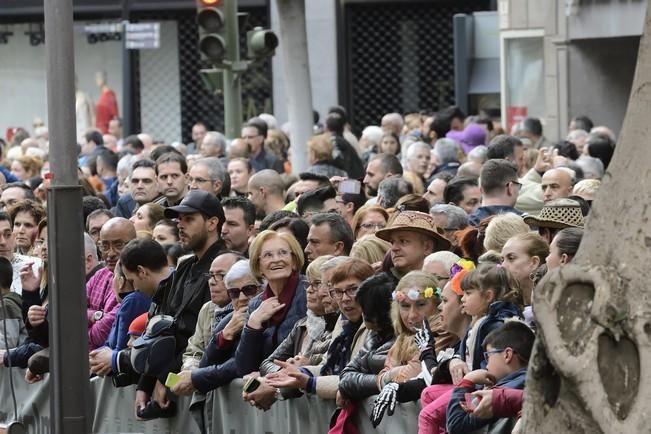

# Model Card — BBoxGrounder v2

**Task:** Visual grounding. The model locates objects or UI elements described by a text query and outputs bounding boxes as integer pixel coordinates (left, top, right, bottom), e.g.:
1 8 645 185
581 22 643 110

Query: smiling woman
234 230 308 379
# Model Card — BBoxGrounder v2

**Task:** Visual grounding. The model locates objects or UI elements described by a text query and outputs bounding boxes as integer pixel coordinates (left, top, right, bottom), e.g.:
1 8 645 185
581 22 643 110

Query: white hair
118 154 138 177
566 129 588 143
467 145 488 164
406 141 431 159
575 156 604 179
84 232 98 262
258 113 278 130
433 138 459 164
320 256 348 274
224 259 258 288
361 126 383 146
25 147 47 160
423 251 461 273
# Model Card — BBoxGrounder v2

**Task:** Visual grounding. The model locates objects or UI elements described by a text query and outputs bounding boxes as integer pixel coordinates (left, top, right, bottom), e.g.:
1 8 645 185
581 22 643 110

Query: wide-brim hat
523 198 584 229
375 210 451 252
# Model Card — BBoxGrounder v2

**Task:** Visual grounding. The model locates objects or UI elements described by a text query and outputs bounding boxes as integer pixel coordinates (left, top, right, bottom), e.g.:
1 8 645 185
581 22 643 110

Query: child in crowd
419 263 523 433
0 257 27 349
446 320 535 433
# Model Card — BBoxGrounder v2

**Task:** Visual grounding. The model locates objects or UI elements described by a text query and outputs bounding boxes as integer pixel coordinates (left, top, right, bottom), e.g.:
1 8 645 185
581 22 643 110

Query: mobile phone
338 179 361 194
464 393 480 411
165 372 180 389
243 376 261 394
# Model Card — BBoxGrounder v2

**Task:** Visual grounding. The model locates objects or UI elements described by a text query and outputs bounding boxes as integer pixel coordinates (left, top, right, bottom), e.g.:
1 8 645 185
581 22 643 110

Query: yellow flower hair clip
423 287 434 298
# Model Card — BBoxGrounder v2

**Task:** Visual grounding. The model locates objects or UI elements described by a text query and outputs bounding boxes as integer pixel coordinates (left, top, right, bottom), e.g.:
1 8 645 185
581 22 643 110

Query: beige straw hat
522 198 584 229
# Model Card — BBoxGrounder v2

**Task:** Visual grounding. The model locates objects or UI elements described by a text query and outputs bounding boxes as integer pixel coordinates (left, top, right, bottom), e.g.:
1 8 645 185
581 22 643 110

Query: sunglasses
227 284 259 299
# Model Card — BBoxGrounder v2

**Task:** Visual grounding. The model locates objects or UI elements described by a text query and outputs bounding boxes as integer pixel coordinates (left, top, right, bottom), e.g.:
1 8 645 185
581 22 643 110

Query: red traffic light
199 0 221 5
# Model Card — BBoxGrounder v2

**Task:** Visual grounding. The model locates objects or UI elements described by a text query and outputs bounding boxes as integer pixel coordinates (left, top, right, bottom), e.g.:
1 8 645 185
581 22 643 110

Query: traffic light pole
43 0 91 432
223 0 243 139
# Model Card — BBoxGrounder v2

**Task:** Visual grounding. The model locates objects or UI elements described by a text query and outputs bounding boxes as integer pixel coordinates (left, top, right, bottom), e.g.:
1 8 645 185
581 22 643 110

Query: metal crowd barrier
0 370 420 433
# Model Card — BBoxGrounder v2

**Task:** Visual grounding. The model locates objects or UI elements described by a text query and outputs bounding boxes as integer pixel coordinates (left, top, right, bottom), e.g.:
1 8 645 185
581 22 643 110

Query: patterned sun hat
375 210 451 252
523 198 584 229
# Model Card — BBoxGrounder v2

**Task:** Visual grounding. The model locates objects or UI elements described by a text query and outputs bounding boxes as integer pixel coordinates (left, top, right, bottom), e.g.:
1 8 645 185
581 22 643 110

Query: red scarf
261 271 299 326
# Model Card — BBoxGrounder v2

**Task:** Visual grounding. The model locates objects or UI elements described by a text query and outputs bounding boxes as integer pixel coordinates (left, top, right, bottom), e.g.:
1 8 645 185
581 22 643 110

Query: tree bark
522 2 651 432
276 0 313 174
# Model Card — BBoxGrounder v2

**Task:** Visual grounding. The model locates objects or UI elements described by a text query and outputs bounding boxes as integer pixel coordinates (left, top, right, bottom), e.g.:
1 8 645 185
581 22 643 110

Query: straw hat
522 198 584 229
375 210 451 251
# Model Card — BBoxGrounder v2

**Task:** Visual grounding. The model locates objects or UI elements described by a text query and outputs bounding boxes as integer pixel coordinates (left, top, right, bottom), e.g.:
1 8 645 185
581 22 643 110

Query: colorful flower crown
392 286 438 302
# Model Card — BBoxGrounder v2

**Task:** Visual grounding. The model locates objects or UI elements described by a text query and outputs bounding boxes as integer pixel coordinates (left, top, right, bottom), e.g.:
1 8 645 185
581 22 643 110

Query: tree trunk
276 0 313 174
522 2 651 432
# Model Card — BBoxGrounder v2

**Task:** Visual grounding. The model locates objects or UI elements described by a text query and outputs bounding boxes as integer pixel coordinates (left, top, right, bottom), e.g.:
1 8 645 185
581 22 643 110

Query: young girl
376 271 440 390
418 264 523 434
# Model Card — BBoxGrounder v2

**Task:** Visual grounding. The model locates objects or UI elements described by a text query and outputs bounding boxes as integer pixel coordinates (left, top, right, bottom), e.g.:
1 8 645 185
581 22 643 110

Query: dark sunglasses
227 284 259 299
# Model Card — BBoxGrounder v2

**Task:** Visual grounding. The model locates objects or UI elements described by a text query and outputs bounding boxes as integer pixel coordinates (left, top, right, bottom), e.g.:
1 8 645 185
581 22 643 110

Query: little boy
446 320 535 434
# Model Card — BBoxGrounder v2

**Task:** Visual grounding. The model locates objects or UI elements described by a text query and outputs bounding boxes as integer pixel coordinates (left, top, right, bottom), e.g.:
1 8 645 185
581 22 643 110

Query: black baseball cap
164 190 224 222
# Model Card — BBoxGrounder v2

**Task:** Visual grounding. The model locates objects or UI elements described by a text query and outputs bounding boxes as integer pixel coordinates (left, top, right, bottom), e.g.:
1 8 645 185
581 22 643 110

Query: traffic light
196 0 227 64
246 26 279 61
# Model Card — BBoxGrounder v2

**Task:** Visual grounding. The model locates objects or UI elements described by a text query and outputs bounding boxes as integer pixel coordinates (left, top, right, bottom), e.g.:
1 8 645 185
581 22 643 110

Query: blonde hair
307 134 333 162
350 235 391 264
249 230 305 279
306 254 333 282
483 213 530 253
391 271 440 364
573 179 600 199
402 170 424 194
351 205 389 239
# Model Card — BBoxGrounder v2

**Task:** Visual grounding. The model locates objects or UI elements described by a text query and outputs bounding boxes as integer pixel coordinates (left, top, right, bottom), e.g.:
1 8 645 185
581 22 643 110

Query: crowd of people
0 106 613 433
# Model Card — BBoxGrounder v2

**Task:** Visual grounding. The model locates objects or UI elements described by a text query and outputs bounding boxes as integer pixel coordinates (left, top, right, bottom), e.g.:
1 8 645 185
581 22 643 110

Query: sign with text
125 22 160 49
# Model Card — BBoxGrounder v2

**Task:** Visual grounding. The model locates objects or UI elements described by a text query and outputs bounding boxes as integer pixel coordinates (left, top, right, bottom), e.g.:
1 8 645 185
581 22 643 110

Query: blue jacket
234 278 307 377
468 206 522 227
446 367 527 434
190 305 238 394
106 291 151 373
457 301 522 371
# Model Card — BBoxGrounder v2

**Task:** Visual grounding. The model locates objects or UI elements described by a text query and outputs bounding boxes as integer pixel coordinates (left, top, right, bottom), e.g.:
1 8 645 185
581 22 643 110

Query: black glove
370 382 399 428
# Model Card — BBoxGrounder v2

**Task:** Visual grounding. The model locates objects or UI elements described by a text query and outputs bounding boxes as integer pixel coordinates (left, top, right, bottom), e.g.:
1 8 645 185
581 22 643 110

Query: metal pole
122 0 132 135
43 0 90 432
223 0 242 139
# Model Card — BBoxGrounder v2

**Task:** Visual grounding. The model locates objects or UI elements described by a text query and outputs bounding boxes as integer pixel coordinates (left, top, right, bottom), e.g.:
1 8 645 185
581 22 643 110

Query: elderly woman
181 259 263 395
265 257 374 400
235 229 307 377
422 251 461 287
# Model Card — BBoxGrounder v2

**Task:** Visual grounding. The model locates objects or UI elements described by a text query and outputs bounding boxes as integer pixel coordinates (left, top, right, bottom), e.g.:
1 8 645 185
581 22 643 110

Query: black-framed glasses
329 285 359 300
359 222 385 231
227 284 259 299
483 348 506 360
307 280 323 292
508 180 522 190
204 271 226 282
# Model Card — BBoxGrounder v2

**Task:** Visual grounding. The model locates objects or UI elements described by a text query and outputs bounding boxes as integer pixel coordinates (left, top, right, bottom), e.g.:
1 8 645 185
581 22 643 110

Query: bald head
248 169 284 196
137 133 153 150
99 217 136 271
541 168 574 202
381 113 404 136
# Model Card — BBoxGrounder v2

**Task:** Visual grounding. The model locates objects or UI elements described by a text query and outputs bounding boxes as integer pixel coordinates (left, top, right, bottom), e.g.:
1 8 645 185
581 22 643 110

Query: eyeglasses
97 240 128 253
227 284 259 299
483 348 506 360
307 280 323 292
329 285 359 300
507 180 522 190
260 249 291 261
359 223 385 231
204 271 226 282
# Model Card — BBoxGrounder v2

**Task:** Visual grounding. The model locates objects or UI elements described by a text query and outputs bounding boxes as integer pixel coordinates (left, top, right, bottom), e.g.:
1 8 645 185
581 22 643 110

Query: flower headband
392 286 438 302
449 259 475 278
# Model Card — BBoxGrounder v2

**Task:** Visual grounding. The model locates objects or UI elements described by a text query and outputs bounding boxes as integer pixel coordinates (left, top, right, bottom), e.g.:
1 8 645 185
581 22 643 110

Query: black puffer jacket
337 330 395 400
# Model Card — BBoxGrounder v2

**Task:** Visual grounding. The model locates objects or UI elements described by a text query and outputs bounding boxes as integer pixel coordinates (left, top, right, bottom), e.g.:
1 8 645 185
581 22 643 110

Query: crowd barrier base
0 369 420 433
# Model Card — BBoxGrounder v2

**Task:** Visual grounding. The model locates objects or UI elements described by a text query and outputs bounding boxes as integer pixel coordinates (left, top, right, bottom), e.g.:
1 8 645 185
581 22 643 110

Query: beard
181 229 209 252
365 184 378 197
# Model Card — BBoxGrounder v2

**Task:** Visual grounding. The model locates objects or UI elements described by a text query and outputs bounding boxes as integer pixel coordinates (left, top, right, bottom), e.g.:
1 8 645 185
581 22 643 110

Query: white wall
270 0 338 127
0 23 123 141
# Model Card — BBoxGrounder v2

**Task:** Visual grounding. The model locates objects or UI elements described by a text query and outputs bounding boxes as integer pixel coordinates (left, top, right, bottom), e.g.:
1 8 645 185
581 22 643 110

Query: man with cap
376 210 451 281
523 198 584 244
133 190 227 420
